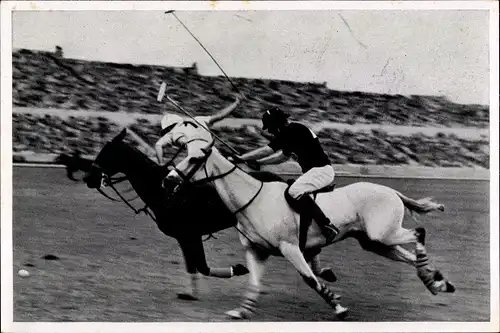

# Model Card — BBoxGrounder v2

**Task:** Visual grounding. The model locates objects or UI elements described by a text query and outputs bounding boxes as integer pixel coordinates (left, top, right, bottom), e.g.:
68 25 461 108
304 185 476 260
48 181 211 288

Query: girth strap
233 181 264 215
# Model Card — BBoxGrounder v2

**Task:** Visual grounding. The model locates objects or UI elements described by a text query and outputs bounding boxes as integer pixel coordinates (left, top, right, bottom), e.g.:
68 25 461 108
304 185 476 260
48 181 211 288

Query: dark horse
81 128 286 300
55 151 93 181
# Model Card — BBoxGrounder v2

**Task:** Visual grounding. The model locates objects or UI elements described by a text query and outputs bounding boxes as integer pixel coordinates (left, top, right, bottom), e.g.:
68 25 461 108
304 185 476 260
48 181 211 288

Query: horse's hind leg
279 242 348 320
176 238 203 300
226 246 269 320
379 227 456 295
352 230 415 266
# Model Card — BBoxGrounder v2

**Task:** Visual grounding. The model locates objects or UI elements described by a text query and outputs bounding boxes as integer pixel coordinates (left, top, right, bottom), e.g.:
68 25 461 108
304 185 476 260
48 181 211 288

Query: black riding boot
285 189 339 243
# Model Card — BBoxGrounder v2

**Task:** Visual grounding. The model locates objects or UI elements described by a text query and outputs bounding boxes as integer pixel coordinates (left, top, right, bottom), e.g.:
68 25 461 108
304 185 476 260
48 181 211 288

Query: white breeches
288 165 335 199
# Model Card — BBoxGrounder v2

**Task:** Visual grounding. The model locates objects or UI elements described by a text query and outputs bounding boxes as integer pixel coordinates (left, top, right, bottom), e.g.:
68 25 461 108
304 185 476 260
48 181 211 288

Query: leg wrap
240 284 260 316
302 275 337 307
317 283 338 307
416 253 430 269
208 267 233 278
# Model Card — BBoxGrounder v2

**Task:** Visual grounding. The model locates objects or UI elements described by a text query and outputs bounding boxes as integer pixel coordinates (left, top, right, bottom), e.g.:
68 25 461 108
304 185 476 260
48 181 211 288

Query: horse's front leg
308 254 338 283
225 246 269 320
176 236 250 301
279 241 349 320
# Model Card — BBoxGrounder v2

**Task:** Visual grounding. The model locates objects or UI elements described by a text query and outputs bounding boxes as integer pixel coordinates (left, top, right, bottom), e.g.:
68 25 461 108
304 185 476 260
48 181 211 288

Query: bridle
171 143 264 216
92 145 187 223
92 162 158 222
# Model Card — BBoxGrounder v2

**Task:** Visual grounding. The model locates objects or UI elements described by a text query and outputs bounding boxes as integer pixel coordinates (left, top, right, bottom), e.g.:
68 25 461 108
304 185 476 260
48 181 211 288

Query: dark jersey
268 122 330 172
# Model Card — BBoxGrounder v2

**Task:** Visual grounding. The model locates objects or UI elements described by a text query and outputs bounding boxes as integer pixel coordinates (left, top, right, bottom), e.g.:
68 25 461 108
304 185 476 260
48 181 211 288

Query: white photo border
1 1 498 332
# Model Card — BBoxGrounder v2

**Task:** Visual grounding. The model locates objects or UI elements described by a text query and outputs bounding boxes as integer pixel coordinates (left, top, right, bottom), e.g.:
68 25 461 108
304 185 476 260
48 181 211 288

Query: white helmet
160 114 183 133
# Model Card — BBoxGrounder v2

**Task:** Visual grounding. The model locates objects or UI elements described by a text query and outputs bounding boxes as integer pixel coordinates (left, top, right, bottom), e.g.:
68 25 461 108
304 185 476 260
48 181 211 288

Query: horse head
56 151 87 182
84 128 127 189
166 140 218 184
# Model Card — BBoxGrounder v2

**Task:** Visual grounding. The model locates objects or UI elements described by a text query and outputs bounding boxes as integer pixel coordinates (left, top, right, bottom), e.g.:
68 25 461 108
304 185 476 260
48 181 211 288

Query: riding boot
295 195 339 244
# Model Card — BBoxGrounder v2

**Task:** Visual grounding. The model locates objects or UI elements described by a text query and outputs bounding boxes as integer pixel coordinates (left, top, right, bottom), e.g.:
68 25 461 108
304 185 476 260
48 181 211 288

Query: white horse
166 141 455 320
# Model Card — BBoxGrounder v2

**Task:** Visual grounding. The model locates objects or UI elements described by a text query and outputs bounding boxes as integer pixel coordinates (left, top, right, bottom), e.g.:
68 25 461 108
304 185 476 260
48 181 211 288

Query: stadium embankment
11 107 490 180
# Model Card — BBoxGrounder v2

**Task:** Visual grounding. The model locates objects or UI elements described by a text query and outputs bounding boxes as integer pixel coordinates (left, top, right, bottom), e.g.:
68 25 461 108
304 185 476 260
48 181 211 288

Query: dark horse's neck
115 142 167 216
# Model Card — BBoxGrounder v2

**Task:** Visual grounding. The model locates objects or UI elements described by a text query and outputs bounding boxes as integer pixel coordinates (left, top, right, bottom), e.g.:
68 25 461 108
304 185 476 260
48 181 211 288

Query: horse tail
395 191 445 215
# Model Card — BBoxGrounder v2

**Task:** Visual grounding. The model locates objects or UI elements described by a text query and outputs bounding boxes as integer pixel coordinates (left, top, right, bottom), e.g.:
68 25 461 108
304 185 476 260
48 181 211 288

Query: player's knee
287 184 302 200
285 186 302 211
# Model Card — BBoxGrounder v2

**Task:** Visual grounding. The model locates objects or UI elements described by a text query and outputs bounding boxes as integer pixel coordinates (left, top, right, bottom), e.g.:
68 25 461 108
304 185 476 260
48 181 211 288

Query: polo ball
18 269 30 277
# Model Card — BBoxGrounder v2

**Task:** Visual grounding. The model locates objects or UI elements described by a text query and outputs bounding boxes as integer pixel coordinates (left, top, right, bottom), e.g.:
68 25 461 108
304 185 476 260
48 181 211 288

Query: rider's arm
155 134 172 165
238 145 274 161
257 151 289 165
206 97 242 126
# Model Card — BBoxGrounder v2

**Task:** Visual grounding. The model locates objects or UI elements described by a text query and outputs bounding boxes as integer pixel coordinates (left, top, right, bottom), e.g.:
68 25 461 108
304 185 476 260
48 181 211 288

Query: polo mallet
164 10 245 100
157 82 258 170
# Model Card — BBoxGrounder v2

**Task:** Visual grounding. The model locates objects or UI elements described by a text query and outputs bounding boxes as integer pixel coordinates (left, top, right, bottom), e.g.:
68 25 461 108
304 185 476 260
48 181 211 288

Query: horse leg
308 254 338 284
279 242 348 319
226 246 269 320
178 235 249 284
352 230 416 266
176 238 202 300
373 227 456 295
308 255 341 300
383 245 416 265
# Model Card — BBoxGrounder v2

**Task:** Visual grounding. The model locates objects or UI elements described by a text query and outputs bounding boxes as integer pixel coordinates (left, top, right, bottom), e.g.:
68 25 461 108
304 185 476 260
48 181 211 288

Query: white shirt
156 116 212 155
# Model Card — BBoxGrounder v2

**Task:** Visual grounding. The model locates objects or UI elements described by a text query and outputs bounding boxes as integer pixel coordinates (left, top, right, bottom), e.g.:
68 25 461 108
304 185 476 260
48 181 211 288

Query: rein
174 147 278 251
95 171 157 222
173 143 265 217
106 178 158 223
94 145 186 223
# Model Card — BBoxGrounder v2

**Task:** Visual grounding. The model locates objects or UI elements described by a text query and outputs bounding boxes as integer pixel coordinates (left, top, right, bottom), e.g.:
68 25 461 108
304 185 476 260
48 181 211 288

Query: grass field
12 167 490 322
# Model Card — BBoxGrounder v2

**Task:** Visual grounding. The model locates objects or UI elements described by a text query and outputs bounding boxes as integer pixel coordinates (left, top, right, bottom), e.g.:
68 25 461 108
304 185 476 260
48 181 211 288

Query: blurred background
12 46 489 172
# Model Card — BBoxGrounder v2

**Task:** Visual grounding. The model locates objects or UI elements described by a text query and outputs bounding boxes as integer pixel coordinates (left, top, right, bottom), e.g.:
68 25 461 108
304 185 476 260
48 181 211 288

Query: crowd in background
13 113 489 168
12 48 490 168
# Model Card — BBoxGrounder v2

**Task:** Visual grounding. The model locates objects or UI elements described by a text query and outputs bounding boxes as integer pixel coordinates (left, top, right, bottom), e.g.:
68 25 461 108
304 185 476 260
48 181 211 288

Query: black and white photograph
1 1 498 332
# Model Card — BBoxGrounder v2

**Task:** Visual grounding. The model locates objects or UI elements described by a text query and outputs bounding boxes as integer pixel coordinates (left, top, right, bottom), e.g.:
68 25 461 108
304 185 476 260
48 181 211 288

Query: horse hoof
177 293 199 301
225 309 248 320
335 305 349 320
232 264 249 276
445 281 456 293
438 204 445 211
319 268 337 283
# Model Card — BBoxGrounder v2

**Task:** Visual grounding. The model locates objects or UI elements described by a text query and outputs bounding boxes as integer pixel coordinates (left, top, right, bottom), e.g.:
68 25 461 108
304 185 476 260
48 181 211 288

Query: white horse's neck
208 148 262 214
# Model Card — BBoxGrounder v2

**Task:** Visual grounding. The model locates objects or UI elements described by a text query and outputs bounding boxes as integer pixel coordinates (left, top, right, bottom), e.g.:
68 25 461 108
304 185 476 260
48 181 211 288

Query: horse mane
117 141 164 177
